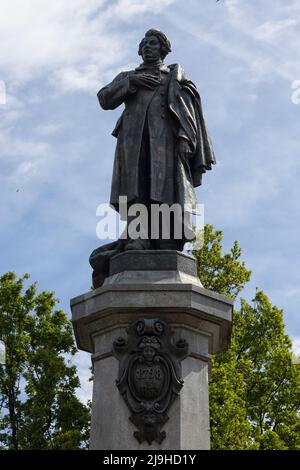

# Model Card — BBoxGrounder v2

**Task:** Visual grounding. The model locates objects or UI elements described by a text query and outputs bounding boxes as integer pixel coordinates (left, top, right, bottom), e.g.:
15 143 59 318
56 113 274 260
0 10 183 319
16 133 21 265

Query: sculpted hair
138 29 172 60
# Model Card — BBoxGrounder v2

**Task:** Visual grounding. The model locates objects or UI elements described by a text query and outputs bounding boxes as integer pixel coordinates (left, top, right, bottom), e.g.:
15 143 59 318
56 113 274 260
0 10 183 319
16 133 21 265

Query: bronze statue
90 29 215 286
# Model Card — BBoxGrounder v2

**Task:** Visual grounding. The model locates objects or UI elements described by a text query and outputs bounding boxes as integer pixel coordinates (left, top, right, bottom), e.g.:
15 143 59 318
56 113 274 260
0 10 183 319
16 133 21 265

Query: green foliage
193 224 251 300
193 225 300 450
0 272 90 450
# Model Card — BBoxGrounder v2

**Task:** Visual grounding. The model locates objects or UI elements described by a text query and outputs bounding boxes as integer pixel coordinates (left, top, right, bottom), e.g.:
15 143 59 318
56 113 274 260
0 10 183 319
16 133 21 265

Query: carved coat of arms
113 318 188 444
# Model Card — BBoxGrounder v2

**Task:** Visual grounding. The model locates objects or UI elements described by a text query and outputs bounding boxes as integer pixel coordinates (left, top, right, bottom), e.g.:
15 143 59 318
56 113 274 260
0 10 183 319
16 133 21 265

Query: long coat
98 63 215 215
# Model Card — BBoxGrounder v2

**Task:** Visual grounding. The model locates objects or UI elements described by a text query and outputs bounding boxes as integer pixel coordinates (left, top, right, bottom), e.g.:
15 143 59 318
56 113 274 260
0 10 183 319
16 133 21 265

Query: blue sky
1 0 300 402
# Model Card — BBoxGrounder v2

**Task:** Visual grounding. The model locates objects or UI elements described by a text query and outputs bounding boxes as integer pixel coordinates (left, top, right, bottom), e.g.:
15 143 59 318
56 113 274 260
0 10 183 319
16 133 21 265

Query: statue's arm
97 72 137 110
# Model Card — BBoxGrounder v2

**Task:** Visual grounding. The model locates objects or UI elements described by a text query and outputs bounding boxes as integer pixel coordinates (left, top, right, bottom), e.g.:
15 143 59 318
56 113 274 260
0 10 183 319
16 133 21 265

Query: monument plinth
71 251 232 450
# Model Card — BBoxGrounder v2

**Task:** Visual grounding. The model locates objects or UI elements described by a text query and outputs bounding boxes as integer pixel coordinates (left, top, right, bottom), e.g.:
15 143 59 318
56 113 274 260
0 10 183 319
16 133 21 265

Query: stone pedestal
71 251 232 450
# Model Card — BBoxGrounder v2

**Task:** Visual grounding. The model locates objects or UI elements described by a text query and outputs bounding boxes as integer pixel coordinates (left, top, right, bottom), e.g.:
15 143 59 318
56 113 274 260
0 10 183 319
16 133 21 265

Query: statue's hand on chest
129 73 160 90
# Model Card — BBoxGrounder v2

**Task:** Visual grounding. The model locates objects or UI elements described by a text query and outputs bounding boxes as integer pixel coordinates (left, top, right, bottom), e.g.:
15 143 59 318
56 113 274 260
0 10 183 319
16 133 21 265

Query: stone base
105 250 202 286
71 251 232 450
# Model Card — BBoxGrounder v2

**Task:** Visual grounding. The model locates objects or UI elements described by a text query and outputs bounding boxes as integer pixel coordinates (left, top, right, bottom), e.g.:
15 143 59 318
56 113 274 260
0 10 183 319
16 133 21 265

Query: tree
0 272 90 450
193 225 300 450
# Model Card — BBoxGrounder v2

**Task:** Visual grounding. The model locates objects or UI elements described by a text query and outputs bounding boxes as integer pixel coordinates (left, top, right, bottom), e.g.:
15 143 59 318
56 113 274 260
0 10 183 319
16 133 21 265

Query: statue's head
138 29 171 63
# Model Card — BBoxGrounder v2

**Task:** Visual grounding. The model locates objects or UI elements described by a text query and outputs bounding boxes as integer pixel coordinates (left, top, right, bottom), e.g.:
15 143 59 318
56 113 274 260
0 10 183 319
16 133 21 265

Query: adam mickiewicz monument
71 30 232 449
98 28 215 251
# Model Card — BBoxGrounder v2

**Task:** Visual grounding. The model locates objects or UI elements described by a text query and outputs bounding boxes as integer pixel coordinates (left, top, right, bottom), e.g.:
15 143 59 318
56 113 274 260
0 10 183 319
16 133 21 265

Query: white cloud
0 0 104 82
0 91 25 126
35 122 64 137
107 0 175 20
283 287 300 299
168 0 300 83
0 0 175 92
225 0 300 81
0 129 51 160
254 18 298 42
72 350 93 404
16 161 38 177
292 337 300 358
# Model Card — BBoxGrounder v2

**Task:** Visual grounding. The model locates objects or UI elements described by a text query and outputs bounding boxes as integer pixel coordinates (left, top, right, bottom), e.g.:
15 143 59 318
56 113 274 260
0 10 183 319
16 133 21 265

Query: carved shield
113 318 188 444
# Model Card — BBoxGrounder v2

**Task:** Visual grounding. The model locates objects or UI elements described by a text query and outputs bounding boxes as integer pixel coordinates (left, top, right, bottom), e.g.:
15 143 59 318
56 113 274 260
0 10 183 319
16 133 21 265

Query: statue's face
140 35 162 63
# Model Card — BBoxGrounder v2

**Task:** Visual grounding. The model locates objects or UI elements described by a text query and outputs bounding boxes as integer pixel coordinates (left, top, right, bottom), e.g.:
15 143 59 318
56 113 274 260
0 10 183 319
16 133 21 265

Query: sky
0 0 300 403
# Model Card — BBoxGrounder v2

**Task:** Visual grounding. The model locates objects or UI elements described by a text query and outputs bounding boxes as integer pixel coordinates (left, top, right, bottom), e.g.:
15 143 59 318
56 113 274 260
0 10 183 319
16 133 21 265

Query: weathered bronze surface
113 318 188 445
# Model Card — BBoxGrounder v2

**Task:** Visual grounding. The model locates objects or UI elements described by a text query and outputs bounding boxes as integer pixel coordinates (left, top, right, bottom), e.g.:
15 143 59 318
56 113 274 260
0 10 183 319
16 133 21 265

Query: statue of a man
97 29 215 251
90 29 215 285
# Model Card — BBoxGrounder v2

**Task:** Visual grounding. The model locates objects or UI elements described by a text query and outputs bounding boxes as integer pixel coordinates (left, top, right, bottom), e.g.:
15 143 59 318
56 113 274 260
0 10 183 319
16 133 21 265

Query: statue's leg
124 126 152 251
124 202 151 251
154 207 195 251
